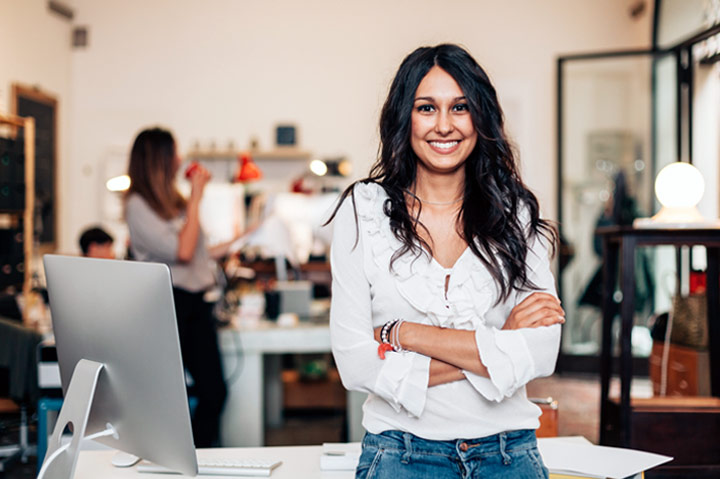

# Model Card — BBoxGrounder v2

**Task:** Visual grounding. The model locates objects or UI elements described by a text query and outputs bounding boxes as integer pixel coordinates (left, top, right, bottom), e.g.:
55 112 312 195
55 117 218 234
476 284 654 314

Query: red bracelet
377 343 393 360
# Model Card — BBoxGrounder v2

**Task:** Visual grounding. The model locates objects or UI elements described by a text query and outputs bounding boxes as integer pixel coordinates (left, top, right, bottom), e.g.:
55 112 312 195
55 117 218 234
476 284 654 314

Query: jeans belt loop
401 432 413 464
499 432 512 465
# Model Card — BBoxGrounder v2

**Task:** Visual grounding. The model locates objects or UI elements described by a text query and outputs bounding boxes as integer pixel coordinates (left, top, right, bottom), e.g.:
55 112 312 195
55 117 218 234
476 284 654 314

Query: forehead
415 66 464 98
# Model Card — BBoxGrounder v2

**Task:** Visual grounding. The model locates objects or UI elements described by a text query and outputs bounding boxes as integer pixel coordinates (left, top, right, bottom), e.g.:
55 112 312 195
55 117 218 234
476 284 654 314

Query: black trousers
173 288 227 447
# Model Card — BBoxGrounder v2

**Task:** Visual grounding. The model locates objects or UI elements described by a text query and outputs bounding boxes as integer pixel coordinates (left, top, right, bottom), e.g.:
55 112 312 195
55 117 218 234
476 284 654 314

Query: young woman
124 127 234 447
329 44 564 478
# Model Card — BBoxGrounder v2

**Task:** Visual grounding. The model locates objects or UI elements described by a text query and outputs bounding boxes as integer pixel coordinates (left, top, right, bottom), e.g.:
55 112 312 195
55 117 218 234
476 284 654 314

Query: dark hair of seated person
78 227 114 256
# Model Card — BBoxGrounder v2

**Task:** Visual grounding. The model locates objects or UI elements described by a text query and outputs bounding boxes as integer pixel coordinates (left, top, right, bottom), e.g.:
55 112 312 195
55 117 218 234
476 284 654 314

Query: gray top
125 193 215 293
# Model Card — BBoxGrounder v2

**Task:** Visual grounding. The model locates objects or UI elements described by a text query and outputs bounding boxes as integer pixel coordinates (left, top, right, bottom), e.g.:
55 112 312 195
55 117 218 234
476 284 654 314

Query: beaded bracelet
377 319 399 359
380 319 399 345
378 318 406 359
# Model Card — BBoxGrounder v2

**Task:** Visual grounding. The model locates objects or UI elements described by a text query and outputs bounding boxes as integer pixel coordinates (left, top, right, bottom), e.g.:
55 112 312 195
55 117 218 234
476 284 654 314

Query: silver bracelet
391 319 405 352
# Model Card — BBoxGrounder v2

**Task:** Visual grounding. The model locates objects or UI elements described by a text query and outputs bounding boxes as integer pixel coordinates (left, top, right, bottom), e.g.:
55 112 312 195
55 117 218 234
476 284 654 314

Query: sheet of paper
320 442 362 471
538 439 672 479
322 442 362 454
540 436 593 446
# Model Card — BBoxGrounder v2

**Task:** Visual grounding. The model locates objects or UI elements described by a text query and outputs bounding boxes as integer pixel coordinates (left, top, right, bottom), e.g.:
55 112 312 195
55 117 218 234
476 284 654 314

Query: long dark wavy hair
328 44 557 302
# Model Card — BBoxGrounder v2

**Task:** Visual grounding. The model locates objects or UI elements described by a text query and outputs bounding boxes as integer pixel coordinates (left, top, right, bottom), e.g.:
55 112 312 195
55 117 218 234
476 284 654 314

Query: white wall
0 0 74 249
5 0 651 253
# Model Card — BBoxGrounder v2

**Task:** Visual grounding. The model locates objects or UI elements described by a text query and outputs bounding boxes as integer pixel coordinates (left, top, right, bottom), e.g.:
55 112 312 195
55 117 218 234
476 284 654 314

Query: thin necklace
404 189 463 206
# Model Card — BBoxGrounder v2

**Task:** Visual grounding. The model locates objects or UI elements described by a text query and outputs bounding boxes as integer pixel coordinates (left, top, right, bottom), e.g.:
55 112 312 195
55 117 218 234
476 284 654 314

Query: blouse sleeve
125 194 180 263
464 220 561 402
329 195 431 417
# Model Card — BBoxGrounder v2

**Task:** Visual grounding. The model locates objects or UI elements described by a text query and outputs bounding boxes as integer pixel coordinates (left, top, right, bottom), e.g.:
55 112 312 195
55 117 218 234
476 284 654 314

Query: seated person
78 226 115 259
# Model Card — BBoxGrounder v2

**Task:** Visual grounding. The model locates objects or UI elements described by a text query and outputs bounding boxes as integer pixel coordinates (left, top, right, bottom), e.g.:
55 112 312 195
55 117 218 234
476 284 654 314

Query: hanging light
235 151 262 182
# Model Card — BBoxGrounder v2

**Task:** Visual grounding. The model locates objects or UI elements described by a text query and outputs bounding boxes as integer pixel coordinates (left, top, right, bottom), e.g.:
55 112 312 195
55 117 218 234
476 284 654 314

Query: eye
453 103 470 112
415 104 435 113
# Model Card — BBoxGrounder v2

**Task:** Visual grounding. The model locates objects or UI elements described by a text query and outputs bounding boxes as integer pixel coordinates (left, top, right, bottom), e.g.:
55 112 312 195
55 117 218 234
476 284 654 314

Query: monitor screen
43 255 197 475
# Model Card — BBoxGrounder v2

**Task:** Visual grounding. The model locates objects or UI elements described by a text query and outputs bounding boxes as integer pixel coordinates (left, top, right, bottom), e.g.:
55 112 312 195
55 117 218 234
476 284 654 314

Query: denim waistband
362 429 537 460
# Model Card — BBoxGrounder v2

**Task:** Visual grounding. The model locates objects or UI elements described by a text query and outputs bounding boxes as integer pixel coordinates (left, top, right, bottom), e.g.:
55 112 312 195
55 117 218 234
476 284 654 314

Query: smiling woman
410 66 478 180
326 44 563 479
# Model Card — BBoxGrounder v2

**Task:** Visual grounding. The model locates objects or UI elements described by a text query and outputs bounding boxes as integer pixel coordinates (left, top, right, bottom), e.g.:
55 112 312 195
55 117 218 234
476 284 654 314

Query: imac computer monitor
43 255 197 476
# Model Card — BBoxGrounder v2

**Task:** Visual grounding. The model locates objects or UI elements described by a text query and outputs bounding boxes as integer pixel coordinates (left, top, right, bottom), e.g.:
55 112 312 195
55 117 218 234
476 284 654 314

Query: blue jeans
356 429 548 479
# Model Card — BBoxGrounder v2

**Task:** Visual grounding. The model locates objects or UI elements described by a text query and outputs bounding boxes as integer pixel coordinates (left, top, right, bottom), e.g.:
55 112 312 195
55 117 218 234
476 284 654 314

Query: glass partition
559 54 657 357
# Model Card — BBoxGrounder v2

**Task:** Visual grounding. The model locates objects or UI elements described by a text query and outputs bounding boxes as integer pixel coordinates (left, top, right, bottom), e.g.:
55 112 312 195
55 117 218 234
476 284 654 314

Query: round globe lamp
651 162 705 224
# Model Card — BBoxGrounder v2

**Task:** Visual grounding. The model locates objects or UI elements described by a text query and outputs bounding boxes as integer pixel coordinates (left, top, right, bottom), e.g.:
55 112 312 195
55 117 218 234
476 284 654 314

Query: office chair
0 316 41 473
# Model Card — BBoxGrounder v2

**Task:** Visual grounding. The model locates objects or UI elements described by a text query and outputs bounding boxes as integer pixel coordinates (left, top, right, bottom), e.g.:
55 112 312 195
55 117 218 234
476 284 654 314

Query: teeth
430 141 458 149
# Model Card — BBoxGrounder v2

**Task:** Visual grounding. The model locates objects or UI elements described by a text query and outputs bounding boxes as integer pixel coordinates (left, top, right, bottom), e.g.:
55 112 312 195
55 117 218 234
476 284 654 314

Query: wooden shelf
186 147 311 161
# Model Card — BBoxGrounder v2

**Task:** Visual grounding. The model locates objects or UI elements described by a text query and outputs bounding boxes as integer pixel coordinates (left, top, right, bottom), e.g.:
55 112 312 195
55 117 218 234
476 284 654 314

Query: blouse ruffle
353 182 498 330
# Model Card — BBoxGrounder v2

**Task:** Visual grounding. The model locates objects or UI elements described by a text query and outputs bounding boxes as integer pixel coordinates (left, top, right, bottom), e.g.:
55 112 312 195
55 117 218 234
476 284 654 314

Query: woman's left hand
502 292 565 330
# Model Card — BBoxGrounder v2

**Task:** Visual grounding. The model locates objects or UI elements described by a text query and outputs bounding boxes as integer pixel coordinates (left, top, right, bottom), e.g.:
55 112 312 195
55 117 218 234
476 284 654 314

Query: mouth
428 140 461 154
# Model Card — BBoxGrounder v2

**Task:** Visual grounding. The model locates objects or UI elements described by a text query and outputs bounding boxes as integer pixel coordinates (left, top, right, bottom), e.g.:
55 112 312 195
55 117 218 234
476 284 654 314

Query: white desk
72 446 353 479
71 439 667 479
218 321 365 447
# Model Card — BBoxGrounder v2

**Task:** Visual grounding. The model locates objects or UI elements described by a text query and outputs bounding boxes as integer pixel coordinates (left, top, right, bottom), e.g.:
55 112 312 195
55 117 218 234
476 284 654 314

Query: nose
434 110 453 135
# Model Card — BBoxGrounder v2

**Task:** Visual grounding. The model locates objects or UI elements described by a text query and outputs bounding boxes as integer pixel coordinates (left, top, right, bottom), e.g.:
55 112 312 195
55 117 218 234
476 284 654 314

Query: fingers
504 293 565 330
514 294 563 319
522 308 566 328
189 165 211 197
516 292 561 311
192 165 212 184
510 312 564 329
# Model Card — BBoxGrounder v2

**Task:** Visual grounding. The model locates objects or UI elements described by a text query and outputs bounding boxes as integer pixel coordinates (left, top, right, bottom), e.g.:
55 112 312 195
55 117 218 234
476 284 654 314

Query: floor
0 373 642 478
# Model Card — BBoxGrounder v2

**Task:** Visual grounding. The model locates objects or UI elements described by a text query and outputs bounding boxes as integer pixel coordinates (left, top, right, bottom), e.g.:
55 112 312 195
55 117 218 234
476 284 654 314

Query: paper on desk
537 438 672 479
320 442 361 471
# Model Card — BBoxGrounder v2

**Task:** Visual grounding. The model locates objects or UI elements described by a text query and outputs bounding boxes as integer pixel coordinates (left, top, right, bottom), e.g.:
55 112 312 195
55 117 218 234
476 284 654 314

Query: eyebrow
414 96 467 102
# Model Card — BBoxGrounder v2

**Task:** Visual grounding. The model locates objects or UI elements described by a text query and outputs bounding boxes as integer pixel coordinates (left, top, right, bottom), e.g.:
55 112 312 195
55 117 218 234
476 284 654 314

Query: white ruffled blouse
330 182 561 440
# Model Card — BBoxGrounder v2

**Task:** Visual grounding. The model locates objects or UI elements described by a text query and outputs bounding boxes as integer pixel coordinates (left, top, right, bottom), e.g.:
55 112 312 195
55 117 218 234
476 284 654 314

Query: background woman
329 44 564 478
125 127 234 447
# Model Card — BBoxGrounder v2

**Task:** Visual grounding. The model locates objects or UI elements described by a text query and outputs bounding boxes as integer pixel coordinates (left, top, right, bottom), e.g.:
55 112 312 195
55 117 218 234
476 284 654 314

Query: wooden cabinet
649 342 710 396
597 226 720 477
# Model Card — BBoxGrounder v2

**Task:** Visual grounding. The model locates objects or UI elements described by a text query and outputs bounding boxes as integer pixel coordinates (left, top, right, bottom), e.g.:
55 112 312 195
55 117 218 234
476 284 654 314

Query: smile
429 141 460 149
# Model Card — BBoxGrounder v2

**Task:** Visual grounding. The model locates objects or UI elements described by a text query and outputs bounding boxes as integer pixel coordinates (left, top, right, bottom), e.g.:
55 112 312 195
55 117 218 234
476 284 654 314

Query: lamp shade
236 152 262 182
654 162 704 209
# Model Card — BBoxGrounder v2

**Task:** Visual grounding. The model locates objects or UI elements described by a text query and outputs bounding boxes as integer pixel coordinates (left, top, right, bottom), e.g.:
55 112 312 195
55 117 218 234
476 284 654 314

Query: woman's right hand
502 292 565 330
188 163 211 200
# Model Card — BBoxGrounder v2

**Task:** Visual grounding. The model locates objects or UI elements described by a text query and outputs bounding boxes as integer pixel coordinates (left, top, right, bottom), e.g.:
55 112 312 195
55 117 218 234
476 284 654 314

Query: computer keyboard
137 458 282 476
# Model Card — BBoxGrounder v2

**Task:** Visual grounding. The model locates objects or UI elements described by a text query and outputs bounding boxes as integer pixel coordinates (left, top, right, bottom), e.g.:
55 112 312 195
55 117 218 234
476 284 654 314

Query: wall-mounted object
105 175 130 192
72 26 89 48
275 125 296 146
12 84 57 250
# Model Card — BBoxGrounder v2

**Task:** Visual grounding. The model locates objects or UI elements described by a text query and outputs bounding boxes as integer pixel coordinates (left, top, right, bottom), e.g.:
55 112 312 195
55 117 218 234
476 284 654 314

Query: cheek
460 117 476 137
410 115 426 152
410 113 424 138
